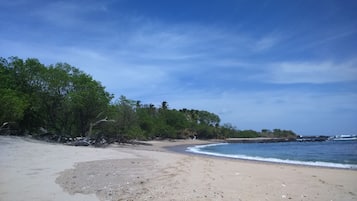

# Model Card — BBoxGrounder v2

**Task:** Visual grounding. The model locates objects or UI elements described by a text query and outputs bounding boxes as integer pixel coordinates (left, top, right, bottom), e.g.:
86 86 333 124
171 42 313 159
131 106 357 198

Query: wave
186 143 357 170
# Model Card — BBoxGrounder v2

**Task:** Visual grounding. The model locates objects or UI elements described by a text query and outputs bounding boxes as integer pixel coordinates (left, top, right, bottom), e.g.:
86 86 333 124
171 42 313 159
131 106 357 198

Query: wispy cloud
265 60 357 84
312 28 357 47
251 35 280 52
163 88 357 135
1 0 356 134
30 1 109 27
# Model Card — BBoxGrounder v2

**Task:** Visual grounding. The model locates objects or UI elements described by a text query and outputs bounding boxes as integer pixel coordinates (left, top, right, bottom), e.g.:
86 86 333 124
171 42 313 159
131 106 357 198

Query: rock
73 139 90 146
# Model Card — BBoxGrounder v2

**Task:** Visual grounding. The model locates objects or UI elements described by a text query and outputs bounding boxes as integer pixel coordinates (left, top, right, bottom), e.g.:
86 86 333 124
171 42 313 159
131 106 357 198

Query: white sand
1 136 356 201
0 136 136 201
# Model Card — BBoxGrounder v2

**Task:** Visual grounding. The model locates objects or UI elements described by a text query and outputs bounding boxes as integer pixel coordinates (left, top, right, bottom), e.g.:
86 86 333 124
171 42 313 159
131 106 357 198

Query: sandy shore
0 136 356 201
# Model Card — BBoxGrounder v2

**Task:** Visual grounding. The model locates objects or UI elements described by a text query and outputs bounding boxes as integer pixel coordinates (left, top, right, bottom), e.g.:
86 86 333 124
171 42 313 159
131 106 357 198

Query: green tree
0 58 29 124
1 57 46 131
0 89 29 124
0 56 299 141
197 110 220 126
69 71 113 136
111 96 139 141
136 105 155 139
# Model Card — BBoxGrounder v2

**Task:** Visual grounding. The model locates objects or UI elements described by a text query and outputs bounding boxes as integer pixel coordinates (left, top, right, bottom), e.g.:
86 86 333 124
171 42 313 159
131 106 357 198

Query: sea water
187 140 357 169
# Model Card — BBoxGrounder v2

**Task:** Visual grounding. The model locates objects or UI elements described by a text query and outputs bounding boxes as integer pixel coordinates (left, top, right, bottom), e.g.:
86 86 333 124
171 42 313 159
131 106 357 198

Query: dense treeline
0 57 297 142
0 57 112 138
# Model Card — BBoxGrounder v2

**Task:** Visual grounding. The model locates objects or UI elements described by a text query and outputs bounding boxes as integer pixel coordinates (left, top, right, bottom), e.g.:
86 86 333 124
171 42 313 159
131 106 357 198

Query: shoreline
165 141 357 171
1 136 357 201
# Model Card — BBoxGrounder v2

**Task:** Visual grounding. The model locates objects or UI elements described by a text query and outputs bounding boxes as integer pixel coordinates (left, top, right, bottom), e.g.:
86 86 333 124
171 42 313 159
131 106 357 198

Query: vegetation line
0 57 297 143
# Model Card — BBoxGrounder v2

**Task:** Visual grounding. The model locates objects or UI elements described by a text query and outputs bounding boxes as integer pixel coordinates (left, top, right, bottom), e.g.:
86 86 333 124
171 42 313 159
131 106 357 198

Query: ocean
187 140 357 169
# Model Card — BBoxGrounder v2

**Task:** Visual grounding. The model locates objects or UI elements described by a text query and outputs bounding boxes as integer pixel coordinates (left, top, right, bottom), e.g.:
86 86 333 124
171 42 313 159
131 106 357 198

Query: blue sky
1 0 357 135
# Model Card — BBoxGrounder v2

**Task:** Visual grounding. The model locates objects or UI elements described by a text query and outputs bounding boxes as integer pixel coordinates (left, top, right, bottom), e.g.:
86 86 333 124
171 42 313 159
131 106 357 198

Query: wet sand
0 136 356 201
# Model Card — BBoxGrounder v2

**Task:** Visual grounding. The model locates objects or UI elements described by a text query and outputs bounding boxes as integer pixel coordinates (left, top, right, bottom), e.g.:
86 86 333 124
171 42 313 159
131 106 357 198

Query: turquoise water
187 141 357 169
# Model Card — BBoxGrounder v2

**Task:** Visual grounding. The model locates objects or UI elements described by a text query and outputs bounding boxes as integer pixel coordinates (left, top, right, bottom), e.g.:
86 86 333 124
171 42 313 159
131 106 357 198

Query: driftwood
88 117 115 138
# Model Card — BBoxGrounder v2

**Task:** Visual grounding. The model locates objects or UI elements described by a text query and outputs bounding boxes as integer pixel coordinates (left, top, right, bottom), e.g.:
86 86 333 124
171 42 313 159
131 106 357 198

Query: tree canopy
0 57 297 142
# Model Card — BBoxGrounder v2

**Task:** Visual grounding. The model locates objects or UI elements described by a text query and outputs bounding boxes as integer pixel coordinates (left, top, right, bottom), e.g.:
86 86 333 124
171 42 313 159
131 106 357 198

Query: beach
0 136 356 201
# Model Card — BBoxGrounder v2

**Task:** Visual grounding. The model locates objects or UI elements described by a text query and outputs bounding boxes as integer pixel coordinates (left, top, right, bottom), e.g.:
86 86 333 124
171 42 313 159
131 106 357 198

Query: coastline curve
186 143 357 170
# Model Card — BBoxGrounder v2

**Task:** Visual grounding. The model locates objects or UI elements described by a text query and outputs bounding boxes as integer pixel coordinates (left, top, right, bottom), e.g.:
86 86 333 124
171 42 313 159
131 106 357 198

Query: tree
0 58 29 124
220 123 236 138
161 101 168 110
69 72 113 136
112 96 139 141
0 56 299 141
0 57 46 131
40 63 73 135
0 89 28 124
136 105 155 139
0 57 113 137
197 110 220 126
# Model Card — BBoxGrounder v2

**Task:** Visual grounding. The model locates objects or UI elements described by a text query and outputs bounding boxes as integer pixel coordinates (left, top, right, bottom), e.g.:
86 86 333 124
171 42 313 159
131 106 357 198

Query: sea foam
187 143 357 169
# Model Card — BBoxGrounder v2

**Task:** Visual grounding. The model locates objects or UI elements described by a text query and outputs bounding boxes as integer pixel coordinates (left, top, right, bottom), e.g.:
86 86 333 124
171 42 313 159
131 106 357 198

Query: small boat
330 135 357 141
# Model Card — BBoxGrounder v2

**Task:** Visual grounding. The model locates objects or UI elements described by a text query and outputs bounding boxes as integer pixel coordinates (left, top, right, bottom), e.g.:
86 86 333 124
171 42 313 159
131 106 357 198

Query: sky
1 0 357 135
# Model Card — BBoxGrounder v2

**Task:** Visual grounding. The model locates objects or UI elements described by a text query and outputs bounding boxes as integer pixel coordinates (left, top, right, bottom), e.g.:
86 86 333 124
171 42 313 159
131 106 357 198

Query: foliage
260 129 297 139
0 56 298 142
0 57 112 137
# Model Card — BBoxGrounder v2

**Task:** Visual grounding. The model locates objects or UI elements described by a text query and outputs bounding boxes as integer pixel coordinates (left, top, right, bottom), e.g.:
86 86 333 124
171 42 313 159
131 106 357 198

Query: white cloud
30 1 109 26
266 60 357 84
301 28 357 50
252 35 279 52
1 1 357 135
163 89 357 135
